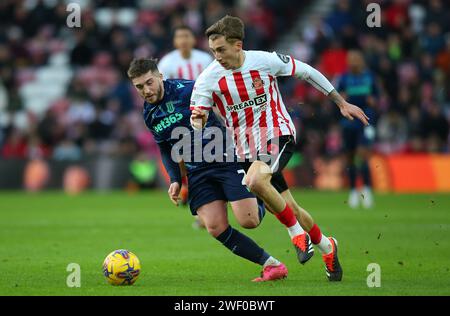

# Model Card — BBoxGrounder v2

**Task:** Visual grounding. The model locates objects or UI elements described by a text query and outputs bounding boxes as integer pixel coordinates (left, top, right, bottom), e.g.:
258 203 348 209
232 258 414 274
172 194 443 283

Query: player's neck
179 49 192 59
154 83 165 104
231 51 245 70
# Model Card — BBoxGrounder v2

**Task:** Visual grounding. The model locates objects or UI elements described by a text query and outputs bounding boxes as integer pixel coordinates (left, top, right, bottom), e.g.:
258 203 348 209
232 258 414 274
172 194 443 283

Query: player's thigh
217 163 257 202
245 160 273 190
188 170 227 216
342 126 359 153
221 165 264 228
196 200 229 237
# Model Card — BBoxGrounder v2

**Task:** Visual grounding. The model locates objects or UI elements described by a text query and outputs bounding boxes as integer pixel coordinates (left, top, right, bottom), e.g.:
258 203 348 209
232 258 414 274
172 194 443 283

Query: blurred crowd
0 0 302 161
0 0 449 163
281 0 450 158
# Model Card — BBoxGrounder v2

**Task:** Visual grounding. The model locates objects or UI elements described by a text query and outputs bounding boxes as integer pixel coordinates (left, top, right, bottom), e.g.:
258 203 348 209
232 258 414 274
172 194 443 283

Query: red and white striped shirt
190 50 299 158
158 49 213 80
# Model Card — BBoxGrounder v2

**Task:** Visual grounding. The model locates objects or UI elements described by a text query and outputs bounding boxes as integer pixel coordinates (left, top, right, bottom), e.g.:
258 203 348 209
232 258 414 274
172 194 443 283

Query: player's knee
238 216 260 229
205 222 227 238
244 174 268 194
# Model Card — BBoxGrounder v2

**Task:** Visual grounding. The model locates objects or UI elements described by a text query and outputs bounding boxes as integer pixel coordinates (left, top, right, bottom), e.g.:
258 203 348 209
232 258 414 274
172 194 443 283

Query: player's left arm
294 59 369 125
269 52 369 125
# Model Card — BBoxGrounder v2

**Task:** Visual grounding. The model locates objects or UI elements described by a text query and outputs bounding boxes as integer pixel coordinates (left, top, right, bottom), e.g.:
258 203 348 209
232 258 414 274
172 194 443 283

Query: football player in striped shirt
190 15 369 281
158 25 213 80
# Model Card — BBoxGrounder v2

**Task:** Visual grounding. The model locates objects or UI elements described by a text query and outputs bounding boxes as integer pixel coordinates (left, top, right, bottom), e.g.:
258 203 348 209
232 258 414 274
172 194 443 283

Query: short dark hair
205 15 245 43
173 25 195 36
127 58 159 80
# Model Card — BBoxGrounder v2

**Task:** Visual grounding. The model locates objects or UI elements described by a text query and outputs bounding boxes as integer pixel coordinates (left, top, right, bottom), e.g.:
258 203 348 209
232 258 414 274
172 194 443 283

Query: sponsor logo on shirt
153 113 184 133
226 94 267 112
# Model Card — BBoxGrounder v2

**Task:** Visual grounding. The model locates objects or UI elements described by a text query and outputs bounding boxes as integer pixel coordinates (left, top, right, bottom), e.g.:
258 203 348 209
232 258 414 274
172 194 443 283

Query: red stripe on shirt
231 111 244 158
232 72 250 101
233 72 254 153
178 67 183 79
197 64 203 76
187 63 194 80
218 77 234 105
290 55 296 76
212 92 227 125
219 76 244 157
250 70 268 152
268 76 280 136
273 77 293 136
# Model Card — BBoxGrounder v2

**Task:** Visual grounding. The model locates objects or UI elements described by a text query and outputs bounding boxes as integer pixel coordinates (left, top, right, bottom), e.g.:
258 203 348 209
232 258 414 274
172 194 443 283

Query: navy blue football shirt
143 79 233 184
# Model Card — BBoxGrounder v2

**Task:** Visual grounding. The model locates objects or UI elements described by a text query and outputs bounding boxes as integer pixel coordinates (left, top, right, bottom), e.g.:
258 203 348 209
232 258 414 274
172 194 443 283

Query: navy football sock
361 160 372 187
348 164 357 189
216 226 269 266
257 199 266 222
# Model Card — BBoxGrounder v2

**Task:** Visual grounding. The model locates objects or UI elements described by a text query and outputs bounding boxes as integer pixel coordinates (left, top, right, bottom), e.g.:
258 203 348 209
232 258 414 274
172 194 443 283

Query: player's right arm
189 73 213 130
157 141 182 206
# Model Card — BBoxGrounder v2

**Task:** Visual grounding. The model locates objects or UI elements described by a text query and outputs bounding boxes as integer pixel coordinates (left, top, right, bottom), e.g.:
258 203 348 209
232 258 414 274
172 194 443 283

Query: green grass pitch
1 190 449 296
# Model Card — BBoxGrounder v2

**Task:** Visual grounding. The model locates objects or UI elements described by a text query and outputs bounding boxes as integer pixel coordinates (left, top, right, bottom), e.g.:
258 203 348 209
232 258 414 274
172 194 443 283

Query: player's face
174 29 195 53
209 35 242 70
132 70 164 104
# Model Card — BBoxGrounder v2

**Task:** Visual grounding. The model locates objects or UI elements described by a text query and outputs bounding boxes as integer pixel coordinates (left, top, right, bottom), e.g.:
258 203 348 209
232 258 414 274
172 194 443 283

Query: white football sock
316 234 333 254
287 222 304 238
263 256 281 268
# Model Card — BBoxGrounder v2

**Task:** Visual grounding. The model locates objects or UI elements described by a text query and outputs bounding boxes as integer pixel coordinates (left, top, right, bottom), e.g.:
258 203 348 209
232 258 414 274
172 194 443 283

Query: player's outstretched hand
340 102 370 126
168 182 181 206
190 108 207 130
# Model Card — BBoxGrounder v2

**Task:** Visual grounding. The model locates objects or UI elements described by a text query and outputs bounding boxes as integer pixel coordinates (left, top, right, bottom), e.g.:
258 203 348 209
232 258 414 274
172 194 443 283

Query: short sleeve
190 74 214 111
265 51 296 77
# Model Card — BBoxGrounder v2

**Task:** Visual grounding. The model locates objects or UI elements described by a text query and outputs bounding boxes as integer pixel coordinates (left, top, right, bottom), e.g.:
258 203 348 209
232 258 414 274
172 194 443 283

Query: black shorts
239 135 295 193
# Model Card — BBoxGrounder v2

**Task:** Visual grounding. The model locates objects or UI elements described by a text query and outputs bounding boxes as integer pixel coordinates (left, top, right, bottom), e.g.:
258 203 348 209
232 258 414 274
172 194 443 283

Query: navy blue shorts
187 163 257 215
342 125 376 152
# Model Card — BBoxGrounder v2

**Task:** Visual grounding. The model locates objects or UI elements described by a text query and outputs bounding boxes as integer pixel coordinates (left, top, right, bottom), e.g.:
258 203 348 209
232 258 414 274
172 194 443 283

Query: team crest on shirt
166 101 175 113
252 78 265 91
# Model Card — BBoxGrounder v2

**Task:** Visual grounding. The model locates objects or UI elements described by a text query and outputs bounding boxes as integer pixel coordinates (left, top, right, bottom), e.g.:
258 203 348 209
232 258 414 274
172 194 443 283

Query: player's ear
235 40 243 51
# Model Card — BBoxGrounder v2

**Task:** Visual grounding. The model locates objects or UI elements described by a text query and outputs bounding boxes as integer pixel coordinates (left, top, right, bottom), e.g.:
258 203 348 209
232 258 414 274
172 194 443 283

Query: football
102 249 141 285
